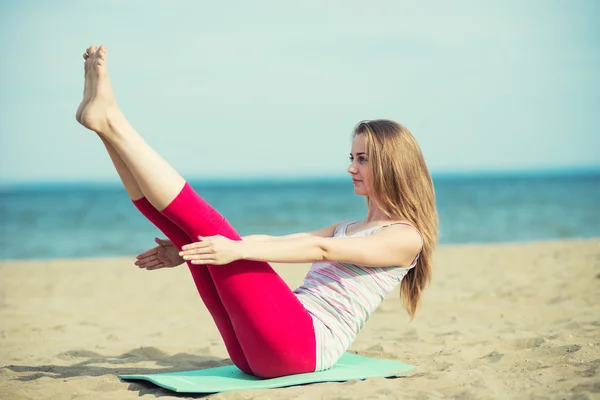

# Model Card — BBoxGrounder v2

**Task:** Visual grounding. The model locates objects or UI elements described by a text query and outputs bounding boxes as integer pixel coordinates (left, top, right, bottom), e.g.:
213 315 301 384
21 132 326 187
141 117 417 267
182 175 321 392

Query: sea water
1 172 598 260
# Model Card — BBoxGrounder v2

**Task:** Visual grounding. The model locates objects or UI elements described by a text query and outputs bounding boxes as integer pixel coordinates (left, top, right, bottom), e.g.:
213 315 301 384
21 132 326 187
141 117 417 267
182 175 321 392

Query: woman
76 44 438 379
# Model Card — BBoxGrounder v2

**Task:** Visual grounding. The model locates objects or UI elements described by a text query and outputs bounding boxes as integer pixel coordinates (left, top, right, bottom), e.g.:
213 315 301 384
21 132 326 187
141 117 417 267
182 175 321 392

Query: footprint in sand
433 361 453 371
571 380 600 394
572 359 600 378
479 350 504 363
543 344 581 356
501 337 546 350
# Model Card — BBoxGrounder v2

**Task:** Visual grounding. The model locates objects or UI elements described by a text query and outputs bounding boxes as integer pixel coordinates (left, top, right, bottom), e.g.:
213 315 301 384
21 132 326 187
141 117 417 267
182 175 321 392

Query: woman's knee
249 352 315 379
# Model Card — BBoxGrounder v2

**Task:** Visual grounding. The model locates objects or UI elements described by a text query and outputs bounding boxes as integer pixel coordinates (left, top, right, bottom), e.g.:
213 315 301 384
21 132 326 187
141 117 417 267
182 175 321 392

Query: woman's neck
364 198 390 223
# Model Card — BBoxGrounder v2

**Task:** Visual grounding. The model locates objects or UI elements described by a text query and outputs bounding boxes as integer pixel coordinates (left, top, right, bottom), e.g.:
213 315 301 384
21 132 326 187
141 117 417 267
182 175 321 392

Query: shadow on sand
3 346 231 398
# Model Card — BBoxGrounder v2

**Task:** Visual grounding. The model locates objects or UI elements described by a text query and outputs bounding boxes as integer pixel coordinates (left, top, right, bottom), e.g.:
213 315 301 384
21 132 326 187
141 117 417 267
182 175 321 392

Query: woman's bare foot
75 45 96 123
76 44 124 135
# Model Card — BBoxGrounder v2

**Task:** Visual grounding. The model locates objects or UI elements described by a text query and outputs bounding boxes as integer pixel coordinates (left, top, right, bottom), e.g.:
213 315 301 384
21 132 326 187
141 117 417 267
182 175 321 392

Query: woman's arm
181 224 422 269
236 224 421 268
241 221 346 242
241 233 311 242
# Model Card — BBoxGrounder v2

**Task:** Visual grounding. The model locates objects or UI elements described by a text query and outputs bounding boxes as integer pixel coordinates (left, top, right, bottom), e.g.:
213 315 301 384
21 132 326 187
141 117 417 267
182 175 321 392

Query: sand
1 239 599 399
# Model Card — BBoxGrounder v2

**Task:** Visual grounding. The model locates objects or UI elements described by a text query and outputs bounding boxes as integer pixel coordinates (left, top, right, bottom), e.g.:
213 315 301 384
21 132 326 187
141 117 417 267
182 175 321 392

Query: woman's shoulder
344 219 417 236
346 220 423 251
310 220 354 238
375 220 423 243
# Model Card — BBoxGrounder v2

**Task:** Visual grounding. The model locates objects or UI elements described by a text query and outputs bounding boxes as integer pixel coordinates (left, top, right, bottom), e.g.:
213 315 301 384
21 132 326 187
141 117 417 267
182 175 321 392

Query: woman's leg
76 46 252 374
162 183 317 378
130 196 254 374
79 45 316 378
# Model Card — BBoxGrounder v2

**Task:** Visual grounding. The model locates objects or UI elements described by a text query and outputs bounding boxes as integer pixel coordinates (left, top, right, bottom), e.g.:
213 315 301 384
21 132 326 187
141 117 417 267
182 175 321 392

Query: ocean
1 172 599 260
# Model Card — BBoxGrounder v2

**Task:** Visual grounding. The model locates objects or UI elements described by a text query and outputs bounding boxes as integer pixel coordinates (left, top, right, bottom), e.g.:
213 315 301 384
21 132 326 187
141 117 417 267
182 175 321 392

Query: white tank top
293 220 421 371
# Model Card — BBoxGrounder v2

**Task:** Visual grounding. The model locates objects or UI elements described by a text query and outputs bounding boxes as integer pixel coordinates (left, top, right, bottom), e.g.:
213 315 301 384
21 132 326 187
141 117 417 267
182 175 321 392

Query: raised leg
131 197 254 374
78 44 317 378
162 184 317 378
78 45 184 211
77 45 144 200
81 47 316 378
76 46 253 374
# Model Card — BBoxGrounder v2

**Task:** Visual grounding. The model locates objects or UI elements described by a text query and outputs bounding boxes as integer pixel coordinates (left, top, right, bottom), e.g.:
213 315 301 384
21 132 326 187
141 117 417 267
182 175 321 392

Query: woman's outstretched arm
241 221 345 242
181 223 422 268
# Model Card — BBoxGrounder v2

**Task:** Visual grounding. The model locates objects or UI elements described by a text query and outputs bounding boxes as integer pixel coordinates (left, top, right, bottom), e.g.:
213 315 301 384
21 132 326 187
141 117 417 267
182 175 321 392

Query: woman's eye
359 157 368 163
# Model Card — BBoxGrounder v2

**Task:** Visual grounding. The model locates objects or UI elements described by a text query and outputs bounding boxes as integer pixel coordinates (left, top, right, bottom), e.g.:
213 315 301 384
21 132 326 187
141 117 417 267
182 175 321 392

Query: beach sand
1 239 599 399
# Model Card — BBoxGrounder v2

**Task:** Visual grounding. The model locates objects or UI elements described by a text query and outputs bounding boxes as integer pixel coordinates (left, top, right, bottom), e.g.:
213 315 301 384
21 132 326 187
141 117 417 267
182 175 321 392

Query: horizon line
1 166 599 190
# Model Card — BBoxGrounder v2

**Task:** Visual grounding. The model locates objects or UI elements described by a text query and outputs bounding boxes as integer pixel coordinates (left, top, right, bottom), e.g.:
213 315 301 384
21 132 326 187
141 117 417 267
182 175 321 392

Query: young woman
76 44 438 379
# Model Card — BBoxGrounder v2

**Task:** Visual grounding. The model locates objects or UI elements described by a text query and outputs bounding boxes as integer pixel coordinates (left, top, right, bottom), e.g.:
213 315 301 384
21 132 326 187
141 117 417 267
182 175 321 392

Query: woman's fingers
137 258 163 269
180 244 212 257
183 254 215 264
136 237 173 261
146 261 167 270
154 237 172 245
181 241 211 251
137 247 158 259
136 253 158 265
181 250 211 259
135 254 157 265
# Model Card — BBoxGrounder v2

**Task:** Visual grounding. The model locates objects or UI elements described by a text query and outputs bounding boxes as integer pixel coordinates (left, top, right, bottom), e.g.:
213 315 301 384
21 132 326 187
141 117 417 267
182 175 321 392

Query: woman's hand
180 235 242 265
135 237 185 270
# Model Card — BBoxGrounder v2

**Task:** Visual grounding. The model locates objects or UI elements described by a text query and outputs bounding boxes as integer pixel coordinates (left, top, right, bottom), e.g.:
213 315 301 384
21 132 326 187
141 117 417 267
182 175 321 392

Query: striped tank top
293 220 421 372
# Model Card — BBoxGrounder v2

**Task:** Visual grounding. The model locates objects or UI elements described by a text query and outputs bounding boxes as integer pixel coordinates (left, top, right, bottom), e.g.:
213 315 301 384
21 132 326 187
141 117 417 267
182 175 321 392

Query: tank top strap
373 221 420 235
334 220 355 236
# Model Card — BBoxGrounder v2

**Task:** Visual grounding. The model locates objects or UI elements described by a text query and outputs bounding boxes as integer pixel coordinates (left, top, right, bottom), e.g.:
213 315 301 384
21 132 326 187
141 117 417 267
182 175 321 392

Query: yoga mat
119 352 415 393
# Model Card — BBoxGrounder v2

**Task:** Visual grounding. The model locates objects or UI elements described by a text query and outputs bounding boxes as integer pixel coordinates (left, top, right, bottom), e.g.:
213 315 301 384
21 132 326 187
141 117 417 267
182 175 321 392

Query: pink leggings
132 182 316 378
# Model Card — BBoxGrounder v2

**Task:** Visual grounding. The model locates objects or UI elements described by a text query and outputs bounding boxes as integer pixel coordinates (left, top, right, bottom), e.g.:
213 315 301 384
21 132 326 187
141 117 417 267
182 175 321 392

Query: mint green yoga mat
119 352 415 393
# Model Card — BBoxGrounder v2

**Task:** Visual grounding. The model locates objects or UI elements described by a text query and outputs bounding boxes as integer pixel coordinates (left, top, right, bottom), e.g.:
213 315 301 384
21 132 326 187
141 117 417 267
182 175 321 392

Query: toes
84 44 99 72
84 54 92 73
83 44 107 70
98 45 107 59
95 46 107 68
85 44 97 57
83 44 105 61
87 44 98 61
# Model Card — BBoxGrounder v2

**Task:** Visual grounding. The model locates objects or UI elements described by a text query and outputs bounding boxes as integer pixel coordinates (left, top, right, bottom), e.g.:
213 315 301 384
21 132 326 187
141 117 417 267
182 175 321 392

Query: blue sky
1 0 598 182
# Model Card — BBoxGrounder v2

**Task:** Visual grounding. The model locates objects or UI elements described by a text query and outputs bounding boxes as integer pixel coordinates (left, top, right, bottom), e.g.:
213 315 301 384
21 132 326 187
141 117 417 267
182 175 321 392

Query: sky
0 0 599 183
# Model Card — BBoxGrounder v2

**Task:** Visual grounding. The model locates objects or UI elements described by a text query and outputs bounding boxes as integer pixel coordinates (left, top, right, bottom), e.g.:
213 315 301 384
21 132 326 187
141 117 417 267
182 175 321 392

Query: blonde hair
354 120 438 319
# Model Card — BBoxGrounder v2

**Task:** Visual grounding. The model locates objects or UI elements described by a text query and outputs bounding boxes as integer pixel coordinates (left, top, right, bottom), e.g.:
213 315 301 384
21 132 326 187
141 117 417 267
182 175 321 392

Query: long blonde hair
354 120 438 319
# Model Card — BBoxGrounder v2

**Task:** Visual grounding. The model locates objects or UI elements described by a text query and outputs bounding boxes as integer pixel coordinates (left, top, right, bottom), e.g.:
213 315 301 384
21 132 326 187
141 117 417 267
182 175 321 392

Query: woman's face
347 134 372 196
